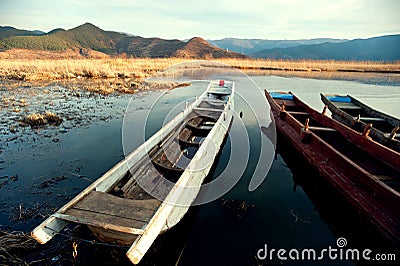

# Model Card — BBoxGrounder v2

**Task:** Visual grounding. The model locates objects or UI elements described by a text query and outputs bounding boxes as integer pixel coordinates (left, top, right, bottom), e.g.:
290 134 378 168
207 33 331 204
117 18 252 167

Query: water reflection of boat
276 135 393 249
321 94 400 152
32 80 235 264
265 90 400 246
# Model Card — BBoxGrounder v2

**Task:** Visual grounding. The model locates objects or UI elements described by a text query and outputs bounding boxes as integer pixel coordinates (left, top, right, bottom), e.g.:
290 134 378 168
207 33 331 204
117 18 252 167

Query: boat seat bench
193 107 223 113
61 191 160 230
356 117 386 122
335 103 362 109
375 175 399 182
309 126 337 132
287 111 309 115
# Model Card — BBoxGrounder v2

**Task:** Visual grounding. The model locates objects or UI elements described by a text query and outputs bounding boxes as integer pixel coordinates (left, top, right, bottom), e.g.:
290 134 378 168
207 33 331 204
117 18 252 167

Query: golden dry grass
0 58 187 81
20 111 63 127
215 58 400 72
0 57 398 82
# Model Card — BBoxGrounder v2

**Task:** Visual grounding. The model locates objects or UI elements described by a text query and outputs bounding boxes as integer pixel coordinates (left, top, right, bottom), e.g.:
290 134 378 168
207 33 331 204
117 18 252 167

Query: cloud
0 0 399 39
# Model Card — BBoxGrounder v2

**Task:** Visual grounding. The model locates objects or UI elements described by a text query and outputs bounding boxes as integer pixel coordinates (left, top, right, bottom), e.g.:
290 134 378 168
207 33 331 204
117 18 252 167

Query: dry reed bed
0 58 399 82
215 58 400 73
0 58 187 81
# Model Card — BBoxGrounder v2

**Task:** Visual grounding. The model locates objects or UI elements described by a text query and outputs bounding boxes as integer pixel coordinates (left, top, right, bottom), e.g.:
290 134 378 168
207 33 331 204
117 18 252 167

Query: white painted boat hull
31 80 235 264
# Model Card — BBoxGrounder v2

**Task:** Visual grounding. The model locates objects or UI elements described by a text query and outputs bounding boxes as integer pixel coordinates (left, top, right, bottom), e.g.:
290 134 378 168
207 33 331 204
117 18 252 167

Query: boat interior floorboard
314 130 400 191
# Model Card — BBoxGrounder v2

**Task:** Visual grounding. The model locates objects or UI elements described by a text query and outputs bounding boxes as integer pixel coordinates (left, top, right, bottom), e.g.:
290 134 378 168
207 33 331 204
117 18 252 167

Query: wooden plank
53 213 145 235
148 177 174 201
358 117 386 122
375 175 399 182
68 191 160 221
335 102 361 109
198 99 224 106
309 126 337 132
287 111 309 115
124 168 164 200
194 107 223 113
66 208 147 229
61 191 161 231
334 103 354 109
384 133 400 138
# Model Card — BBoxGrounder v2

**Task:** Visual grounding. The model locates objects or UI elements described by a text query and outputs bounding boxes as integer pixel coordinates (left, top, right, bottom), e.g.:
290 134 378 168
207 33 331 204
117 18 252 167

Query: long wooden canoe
32 80 235 264
321 94 400 152
266 91 400 246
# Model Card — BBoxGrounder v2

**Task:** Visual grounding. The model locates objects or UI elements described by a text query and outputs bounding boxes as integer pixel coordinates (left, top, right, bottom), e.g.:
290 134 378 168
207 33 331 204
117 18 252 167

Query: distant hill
0 26 44 39
0 23 245 59
45 28 66 35
176 37 246 58
251 35 400 61
208 38 347 54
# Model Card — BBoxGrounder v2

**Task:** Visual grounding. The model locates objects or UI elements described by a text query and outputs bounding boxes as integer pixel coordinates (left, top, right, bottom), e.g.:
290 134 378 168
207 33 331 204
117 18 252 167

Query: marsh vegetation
0 58 398 83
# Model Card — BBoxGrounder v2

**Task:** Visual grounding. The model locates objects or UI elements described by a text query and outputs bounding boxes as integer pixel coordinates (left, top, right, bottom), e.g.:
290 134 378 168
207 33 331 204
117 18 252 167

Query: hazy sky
1 0 399 40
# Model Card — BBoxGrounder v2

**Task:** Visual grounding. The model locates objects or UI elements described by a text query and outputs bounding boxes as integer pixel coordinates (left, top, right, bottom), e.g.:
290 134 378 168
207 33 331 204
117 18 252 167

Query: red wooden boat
265 90 400 246
321 94 400 153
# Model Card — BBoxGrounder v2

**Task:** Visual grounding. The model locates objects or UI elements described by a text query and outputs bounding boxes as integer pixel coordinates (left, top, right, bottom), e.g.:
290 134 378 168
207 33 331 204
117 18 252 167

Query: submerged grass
0 229 36 265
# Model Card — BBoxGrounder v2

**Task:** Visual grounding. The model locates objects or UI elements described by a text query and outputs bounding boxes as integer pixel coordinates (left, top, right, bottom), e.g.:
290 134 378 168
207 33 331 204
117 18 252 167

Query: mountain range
208 38 348 54
250 35 400 61
0 23 246 59
0 23 399 61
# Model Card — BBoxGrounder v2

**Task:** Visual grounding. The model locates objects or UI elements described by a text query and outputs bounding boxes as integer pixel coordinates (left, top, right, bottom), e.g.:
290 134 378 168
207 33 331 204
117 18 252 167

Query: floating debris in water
20 111 63 127
9 203 47 222
37 176 68 189
290 209 311 224
221 198 255 218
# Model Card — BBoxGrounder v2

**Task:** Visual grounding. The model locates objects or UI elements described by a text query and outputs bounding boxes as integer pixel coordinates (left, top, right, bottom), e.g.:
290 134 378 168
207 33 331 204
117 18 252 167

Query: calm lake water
0 74 399 265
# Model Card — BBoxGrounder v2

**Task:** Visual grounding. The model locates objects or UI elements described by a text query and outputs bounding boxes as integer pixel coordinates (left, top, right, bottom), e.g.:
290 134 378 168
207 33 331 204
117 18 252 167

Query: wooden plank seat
62 191 160 230
335 103 362 109
178 128 203 146
309 126 337 132
384 133 400 138
357 117 386 122
287 111 309 115
193 107 223 113
375 175 399 182
197 100 224 110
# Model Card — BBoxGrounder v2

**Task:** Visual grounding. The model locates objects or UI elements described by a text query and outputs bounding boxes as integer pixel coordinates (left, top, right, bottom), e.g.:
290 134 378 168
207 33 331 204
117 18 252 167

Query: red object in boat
219 80 224 86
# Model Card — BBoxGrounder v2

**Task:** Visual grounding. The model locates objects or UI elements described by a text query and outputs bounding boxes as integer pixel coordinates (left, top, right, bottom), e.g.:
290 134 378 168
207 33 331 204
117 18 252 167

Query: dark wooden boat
321 94 400 152
266 91 400 246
